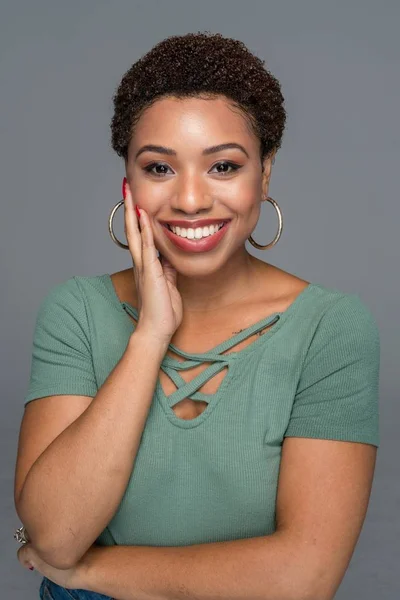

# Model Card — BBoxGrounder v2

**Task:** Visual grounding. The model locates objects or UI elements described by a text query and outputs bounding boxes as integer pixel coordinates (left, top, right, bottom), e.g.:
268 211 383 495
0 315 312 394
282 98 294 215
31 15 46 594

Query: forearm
17 330 168 569
83 532 321 600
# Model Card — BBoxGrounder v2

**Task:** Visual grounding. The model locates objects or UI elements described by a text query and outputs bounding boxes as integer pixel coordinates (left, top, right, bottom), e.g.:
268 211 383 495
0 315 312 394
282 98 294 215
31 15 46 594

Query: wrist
130 326 171 355
75 545 105 594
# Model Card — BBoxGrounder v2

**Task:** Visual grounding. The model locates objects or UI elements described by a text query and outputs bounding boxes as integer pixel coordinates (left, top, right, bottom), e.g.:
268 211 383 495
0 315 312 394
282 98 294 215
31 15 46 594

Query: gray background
1 1 398 597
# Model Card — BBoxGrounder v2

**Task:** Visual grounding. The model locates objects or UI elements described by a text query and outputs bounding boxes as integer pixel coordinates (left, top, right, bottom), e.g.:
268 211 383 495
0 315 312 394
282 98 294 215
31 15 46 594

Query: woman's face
125 95 274 277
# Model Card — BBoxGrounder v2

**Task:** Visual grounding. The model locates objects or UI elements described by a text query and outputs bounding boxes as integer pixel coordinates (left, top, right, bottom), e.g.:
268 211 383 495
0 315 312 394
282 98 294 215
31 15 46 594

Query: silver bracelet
14 526 30 545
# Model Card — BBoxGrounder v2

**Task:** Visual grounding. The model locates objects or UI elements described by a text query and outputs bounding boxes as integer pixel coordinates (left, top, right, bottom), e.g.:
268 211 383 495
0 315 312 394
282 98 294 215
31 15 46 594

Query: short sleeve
284 294 380 447
23 277 98 406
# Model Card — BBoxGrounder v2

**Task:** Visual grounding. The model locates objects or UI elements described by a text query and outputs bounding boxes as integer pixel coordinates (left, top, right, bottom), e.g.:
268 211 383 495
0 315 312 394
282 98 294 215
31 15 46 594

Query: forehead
131 95 254 144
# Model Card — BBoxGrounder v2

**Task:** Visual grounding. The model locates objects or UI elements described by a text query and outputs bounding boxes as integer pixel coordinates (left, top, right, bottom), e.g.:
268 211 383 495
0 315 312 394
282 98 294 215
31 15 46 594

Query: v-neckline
121 300 281 360
101 273 317 428
101 273 316 360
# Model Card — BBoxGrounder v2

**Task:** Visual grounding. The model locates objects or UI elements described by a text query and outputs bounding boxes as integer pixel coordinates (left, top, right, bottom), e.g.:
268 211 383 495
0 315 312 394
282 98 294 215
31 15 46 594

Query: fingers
124 187 161 275
138 208 162 269
124 186 142 270
161 255 177 287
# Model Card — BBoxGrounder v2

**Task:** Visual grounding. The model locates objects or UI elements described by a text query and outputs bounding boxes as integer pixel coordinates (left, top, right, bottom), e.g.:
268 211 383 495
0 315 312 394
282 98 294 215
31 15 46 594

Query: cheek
228 186 260 218
130 178 167 212
225 172 262 210
228 185 262 231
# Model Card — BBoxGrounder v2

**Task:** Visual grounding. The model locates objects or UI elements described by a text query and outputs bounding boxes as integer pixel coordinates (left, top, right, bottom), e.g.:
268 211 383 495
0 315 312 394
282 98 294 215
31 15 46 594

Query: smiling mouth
162 222 227 240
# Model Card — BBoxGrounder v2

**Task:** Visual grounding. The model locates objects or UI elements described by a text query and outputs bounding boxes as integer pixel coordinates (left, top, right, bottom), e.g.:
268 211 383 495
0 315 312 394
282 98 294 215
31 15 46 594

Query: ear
261 149 276 197
123 159 131 192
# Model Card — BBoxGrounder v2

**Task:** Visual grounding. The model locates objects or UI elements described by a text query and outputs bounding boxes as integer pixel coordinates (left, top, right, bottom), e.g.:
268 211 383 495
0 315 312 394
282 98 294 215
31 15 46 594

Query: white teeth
169 223 225 239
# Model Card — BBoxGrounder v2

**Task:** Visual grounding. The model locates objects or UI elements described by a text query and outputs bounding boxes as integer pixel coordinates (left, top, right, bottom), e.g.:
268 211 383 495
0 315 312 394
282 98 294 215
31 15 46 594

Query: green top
23 274 380 547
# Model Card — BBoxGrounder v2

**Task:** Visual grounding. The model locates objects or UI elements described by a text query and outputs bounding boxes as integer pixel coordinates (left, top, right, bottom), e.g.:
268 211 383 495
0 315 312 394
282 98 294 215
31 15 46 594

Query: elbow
271 530 339 600
34 528 97 570
287 584 333 600
280 555 336 600
15 511 76 570
285 588 328 600
33 536 79 570
290 574 336 600
304 590 335 600
308 583 336 600
15 503 82 570
294 570 337 600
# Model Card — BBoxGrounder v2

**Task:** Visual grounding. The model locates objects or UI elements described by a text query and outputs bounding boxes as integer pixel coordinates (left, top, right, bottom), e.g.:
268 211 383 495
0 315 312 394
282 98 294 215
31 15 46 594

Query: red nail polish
29 566 34 571
122 177 127 200
135 205 141 219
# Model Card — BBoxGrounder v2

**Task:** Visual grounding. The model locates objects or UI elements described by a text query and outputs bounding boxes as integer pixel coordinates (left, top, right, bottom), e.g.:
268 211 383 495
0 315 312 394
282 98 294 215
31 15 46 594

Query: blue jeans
39 576 115 600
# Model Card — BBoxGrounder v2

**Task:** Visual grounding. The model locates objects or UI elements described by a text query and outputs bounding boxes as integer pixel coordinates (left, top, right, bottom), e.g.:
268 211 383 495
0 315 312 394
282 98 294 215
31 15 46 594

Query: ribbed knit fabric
24 274 380 548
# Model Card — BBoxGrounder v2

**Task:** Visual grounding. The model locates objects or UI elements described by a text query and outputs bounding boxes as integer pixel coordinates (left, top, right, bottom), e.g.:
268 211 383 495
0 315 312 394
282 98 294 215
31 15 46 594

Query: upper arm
276 437 377 600
275 293 380 599
14 394 93 509
15 277 98 510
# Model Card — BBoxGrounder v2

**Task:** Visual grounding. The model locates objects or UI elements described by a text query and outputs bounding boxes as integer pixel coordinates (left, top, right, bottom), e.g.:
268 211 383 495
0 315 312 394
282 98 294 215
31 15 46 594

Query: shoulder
307 283 379 339
35 273 114 325
270 275 381 368
265 265 379 339
297 283 381 374
35 276 83 315
288 284 381 446
40 273 114 302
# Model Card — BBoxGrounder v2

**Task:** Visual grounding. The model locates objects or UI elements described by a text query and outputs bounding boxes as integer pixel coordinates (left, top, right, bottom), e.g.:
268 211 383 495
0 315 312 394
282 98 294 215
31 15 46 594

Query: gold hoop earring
247 196 283 250
109 196 283 251
108 199 129 249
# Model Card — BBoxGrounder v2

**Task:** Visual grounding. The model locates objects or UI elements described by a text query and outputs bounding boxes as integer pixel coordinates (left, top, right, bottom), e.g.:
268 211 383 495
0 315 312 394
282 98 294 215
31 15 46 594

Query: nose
170 171 213 215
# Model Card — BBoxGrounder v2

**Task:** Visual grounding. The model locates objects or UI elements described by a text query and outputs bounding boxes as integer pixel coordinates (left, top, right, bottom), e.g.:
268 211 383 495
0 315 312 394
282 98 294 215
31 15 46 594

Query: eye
142 160 242 177
209 161 241 176
143 162 173 177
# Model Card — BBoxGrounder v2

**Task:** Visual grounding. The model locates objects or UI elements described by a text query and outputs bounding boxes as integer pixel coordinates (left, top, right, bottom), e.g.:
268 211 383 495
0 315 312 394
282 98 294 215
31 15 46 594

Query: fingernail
135 205 141 220
29 566 34 571
122 177 127 200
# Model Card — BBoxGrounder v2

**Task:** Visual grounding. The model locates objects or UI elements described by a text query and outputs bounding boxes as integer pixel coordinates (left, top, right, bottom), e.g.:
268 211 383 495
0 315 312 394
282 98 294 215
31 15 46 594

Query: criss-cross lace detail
122 302 280 423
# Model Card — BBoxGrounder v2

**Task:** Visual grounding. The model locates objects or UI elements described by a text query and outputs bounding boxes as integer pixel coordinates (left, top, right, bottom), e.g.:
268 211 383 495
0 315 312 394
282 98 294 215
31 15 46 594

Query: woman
14 32 380 600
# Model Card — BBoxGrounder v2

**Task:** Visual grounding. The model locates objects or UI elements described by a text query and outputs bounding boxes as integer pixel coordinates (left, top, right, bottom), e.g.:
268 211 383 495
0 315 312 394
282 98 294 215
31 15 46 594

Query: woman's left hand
17 541 99 590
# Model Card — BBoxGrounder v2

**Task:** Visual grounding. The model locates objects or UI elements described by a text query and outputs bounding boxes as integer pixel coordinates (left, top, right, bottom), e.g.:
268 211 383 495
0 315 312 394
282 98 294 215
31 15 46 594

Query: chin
160 250 230 279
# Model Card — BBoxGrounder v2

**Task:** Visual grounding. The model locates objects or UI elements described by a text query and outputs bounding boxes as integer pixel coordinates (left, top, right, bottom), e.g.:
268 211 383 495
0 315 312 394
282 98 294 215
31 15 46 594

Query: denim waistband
40 576 114 600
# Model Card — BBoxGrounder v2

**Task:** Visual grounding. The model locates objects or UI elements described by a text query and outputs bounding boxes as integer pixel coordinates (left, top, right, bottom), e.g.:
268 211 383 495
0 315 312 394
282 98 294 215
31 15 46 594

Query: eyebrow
135 142 249 159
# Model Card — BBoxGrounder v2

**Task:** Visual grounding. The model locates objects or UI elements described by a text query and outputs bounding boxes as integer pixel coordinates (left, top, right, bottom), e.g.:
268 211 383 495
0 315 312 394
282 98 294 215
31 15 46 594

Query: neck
176 247 265 318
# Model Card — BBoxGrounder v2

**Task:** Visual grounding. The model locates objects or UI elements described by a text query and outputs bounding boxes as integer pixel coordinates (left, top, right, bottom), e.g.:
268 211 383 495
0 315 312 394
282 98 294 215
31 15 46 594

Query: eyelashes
142 161 242 177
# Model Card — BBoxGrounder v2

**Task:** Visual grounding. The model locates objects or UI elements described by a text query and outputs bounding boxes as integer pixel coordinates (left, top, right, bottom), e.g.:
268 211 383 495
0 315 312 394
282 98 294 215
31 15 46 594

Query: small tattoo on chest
232 328 267 336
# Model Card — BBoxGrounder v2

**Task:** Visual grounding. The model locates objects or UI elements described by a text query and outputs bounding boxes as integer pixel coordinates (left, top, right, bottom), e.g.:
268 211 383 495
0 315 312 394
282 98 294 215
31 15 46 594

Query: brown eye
143 162 173 176
209 161 241 175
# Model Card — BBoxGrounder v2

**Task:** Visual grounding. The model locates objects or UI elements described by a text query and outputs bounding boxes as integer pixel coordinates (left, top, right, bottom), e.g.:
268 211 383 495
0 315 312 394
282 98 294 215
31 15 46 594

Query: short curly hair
110 31 286 166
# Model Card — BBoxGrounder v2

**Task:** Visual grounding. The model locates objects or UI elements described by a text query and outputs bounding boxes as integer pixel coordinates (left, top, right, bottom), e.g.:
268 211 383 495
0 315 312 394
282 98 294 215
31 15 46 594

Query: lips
159 218 231 229
161 219 231 253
